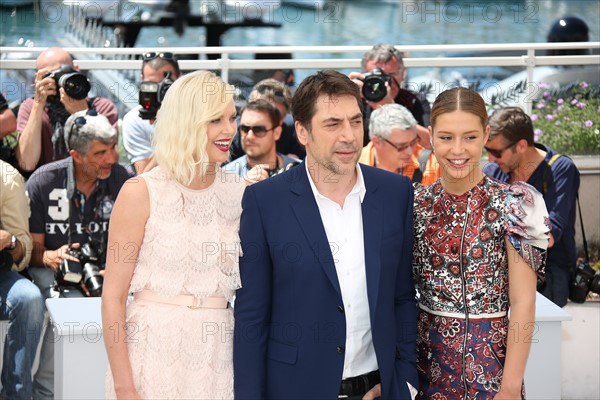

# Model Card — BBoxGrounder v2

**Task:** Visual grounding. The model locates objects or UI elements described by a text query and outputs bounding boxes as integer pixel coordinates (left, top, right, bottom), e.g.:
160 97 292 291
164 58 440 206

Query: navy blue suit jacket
234 162 417 399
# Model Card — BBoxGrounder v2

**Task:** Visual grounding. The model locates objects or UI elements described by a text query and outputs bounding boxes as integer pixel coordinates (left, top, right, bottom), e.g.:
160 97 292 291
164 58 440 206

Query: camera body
265 161 301 177
56 241 104 297
362 68 392 102
138 71 174 120
569 260 600 303
43 64 91 103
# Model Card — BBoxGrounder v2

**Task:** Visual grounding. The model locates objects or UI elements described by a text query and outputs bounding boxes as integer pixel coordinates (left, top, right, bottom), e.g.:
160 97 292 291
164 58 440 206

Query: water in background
1 0 599 101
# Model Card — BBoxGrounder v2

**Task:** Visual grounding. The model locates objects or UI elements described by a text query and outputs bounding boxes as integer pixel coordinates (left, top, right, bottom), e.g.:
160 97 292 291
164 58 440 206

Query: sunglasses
239 124 275 137
142 52 176 61
484 141 518 158
66 108 98 150
382 135 420 152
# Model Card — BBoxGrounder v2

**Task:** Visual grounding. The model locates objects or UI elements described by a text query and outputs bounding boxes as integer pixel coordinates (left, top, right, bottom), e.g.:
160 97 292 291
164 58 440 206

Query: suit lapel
290 163 342 298
360 166 383 319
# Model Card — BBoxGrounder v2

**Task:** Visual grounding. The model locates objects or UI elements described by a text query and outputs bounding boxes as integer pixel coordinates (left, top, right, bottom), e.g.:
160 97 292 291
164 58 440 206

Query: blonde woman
102 71 243 399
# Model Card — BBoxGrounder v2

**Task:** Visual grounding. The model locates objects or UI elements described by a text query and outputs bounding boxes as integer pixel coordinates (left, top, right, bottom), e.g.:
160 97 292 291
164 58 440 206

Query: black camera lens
43 64 90 102
58 73 91 100
361 68 391 103
82 263 103 297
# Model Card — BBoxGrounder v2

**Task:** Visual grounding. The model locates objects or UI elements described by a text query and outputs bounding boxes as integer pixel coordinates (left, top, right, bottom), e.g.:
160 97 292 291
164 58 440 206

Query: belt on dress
339 370 380 398
134 290 230 309
418 303 508 319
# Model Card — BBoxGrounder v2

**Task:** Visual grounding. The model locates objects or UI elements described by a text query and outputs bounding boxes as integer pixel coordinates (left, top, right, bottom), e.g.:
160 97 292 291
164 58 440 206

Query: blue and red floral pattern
413 176 550 399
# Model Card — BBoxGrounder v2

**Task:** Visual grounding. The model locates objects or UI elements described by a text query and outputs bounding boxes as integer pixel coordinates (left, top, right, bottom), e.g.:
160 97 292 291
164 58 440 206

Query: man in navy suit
234 70 417 399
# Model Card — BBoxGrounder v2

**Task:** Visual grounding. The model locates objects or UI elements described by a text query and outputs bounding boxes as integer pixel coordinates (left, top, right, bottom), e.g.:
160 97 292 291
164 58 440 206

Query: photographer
224 99 300 180
0 160 45 400
26 111 129 399
16 47 118 174
349 44 431 147
484 107 580 307
122 52 181 174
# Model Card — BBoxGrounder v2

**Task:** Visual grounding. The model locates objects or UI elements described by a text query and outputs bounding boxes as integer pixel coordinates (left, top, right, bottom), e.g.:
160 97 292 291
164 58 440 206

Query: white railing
1 42 599 114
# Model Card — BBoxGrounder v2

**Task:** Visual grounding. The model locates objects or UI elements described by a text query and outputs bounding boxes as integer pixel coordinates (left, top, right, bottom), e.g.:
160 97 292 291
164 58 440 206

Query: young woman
413 87 551 399
102 71 244 399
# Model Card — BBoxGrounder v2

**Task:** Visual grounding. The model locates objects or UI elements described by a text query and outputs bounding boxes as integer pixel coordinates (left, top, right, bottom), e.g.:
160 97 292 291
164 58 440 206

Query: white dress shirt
305 162 378 379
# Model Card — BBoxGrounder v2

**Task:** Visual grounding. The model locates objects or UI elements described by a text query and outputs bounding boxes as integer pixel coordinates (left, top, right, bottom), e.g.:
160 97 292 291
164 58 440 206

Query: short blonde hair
153 70 234 185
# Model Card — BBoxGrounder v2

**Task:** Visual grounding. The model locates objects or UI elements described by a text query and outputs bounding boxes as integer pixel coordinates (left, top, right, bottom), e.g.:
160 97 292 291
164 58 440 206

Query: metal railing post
221 52 230 84
526 48 536 115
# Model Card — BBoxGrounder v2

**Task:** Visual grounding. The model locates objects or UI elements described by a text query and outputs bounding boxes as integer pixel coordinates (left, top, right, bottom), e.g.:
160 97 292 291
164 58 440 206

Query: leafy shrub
531 82 600 155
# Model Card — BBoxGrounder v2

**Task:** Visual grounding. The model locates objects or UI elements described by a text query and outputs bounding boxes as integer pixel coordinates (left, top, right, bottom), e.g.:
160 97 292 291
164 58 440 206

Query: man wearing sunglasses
228 78 306 162
122 52 181 174
25 111 129 400
16 47 118 176
360 103 441 185
349 44 432 148
224 99 300 179
483 107 580 308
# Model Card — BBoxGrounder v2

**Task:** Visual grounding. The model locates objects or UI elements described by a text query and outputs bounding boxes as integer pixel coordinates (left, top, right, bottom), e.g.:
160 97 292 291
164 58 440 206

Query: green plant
531 82 600 155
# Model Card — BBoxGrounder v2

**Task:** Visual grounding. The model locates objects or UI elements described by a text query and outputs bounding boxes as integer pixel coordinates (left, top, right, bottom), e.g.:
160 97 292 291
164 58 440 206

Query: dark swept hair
430 87 488 130
143 56 180 77
489 107 535 146
291 70 363 131
240 99 282 128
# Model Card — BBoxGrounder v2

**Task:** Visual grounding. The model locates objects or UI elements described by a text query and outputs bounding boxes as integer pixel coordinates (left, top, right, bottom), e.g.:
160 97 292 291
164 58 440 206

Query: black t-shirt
0 93 8 113
27 158 130 264
362 88 431 146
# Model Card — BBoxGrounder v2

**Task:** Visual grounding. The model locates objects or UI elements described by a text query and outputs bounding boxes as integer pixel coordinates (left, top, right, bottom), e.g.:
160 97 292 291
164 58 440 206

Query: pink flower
534 128 543 140
531 114 538 121
585 120 594 127
577 102 586 109
580 81 589 89
557 98 564 105
571 99 579 105
545 114 554 120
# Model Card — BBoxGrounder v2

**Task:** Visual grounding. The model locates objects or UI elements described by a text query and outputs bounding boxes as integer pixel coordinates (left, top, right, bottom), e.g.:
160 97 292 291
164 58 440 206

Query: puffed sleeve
505 182 551 280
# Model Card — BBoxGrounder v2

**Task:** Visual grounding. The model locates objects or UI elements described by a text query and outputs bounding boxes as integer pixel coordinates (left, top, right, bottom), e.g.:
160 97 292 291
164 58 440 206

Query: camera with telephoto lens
56 242 104 297
568 260 600 303
43 64 91 103
138 71 174 120
362 68 392 102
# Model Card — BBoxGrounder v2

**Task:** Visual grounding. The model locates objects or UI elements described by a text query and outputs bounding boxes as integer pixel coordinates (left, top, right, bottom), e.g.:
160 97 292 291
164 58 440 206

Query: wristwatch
8 235 17 251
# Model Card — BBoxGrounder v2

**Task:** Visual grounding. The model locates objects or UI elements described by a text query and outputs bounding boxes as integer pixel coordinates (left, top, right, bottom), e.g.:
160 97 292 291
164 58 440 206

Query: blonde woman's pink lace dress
105 166 245 399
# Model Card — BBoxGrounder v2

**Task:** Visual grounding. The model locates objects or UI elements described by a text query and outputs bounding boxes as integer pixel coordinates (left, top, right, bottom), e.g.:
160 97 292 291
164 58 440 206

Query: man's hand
60 88 88 115
348 71 395 109
43 242 80 272
245 164 272 184
363 383 381 400
33 68 57 105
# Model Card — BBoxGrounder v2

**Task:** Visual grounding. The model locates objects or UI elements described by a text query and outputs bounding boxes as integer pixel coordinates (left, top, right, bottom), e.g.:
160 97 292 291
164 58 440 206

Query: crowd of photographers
0 40 595 399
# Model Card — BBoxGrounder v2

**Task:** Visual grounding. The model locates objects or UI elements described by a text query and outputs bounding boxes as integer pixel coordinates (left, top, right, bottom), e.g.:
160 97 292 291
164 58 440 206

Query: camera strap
66 158 76 248
542 153 589 261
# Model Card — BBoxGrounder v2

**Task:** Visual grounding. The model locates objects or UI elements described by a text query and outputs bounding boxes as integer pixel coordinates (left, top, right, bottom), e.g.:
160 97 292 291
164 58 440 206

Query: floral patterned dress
413 176 550 400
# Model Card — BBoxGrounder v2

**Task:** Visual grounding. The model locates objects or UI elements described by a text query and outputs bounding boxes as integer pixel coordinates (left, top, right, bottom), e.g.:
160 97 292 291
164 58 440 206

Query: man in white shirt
122 52 181 174
234 70 417 399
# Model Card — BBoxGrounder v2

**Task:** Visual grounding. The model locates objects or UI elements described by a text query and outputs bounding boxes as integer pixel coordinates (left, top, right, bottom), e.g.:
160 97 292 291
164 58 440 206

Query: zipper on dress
459 197 471 400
